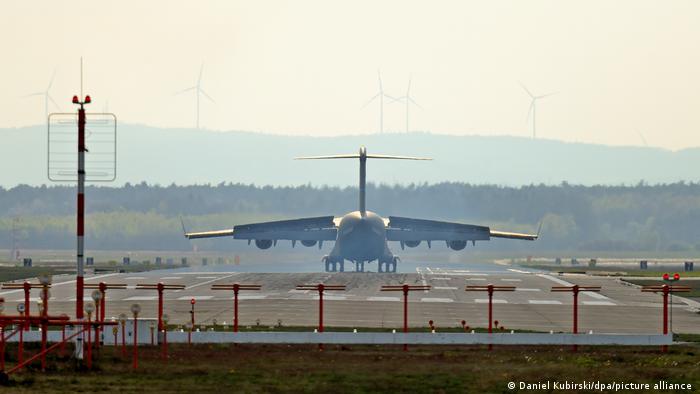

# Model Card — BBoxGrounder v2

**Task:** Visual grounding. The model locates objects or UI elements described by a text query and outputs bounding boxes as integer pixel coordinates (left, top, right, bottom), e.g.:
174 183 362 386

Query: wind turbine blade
23 92 43 98
387 96 404 104
200 88 215 103
536 91 559 99
377 69 383 93
361 93 380 109
382 93 397 101
518 81 534 98
198 63 204 86
174 86 196 95
47 68 57 91
406 74 412 96
408 97 422 109
48 95 61 111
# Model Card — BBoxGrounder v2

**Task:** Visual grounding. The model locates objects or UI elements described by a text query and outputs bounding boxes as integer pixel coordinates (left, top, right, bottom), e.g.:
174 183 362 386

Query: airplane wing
184 216 338 241
385 216 538 243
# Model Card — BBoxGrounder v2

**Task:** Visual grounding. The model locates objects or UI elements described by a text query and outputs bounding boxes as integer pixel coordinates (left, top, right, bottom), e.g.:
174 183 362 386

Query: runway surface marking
537 274 614 301
508 269 531 274
235 295 267 300
431 278 452 281
124 296 158 301
466 278 487 281
124 277 147 280
475 299 507 304
312 295 347 301
0 273 120 296
529 300 562 305
416 267 430 293
185 273 238 290
160 277 182 280
178 295 213 301
515 288 541 292
420 298 454 303
501 279 522 282
367 296 400 302
582 301 616 306
434 286 458 290
288 289 309 294
196 276 218 279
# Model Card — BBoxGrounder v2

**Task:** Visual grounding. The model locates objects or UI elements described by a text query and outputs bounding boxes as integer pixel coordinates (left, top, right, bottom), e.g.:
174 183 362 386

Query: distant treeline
1 181 700 252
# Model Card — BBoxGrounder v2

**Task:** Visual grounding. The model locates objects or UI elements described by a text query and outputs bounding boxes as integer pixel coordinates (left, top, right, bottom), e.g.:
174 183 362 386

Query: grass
519 263 700 278
1 343 699 393
621 279 700 298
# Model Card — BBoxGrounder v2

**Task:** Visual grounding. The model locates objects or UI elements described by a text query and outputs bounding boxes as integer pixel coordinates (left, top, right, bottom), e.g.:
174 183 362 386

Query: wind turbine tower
176 64 215 129
362 70 395 133
25 69 60 124
395 75 421 133
520 82 557 139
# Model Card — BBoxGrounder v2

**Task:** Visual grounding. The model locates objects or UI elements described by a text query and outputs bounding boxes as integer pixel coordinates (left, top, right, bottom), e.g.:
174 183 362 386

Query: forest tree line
1 181 699 252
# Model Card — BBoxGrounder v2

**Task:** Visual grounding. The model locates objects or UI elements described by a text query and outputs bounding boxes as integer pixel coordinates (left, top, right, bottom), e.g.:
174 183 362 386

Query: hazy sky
3 1 700 149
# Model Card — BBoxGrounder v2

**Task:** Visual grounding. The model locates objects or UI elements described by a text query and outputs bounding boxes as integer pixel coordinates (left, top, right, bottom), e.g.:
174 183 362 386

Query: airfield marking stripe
582 301 616 306
124 277 147 280
312 295 347 301
159 276 182 280
123 296 158 301
501 279 522 282
515 288 541 292
431 278 452 281
177 295 213 300
420 298 454 303
196 276 218 279
0 273 120 296
185 273 238 290
474 299 508 304
466 278 487 281
528 300 562 305
434 286 458 290
233 295 267 300
537 274 613 301
366 296 400 302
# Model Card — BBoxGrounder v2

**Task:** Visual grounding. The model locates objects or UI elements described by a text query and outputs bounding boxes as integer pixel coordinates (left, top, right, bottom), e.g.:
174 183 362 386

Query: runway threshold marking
416 267 430 293
185 273 238 291
124 296 158 301
0 273 120 296
434 286 458 290
420 297 454 303
367 296 400 302
501 279 522 282
528 300 562 305
515 288 541 292
583 301 616 306
178 295 213 301
160 276 182 280
475 299 507 304
537 274 615 301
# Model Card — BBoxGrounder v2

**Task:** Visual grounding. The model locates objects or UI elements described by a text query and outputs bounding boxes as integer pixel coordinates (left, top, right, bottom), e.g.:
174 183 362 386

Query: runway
2 262 699 334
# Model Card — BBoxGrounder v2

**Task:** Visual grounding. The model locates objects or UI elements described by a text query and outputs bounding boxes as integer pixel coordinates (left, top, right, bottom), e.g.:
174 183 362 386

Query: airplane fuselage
325 210 396 272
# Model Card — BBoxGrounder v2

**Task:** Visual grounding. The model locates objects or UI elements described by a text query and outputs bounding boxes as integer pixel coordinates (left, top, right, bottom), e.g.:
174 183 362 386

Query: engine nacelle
448 240 467 251
404 240 421 248
301 240 317 247
255 239 273 249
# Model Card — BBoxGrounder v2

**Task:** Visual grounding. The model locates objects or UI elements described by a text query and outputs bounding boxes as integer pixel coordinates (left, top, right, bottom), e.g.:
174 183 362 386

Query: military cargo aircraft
184 147 538 272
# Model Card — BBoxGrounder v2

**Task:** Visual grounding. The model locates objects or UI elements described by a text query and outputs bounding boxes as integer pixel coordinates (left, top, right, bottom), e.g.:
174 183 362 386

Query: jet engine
404 240 421 248
301 240 317 247
448 240 467 251
255 239 273 249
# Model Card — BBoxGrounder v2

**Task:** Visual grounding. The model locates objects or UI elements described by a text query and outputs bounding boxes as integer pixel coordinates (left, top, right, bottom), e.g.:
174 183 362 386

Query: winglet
536 220 543 239
180 216 188 238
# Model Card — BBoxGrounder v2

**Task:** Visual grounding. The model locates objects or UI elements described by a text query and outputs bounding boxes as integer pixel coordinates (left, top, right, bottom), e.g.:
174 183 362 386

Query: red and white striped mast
71 91 91 320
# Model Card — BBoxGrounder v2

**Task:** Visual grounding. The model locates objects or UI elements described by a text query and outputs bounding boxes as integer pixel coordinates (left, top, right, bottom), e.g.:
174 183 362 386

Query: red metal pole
0 324 4 371
61 325 65 356
403 285 408 352
162 329 168 362
76 103 86 320
99 283 106 323
113 329 117 347
488 286 494 351
94 302 100 350
157 283 164 331
86 318 92 369
150 326 154 346
41 287 48 371
573 286 579 335
133 315 138 370
23 282 30 330
121 322 126 357
318 285 324 351
18 314 24 368
190 303 195 326
662 286 669 335
234 285 239 333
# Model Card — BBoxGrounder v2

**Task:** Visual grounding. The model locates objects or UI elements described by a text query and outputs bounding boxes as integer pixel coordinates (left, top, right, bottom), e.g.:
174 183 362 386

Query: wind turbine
520 82 557 139
25 69 60 123
362 70 395 133
175 64 214 129
393 74 422 133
